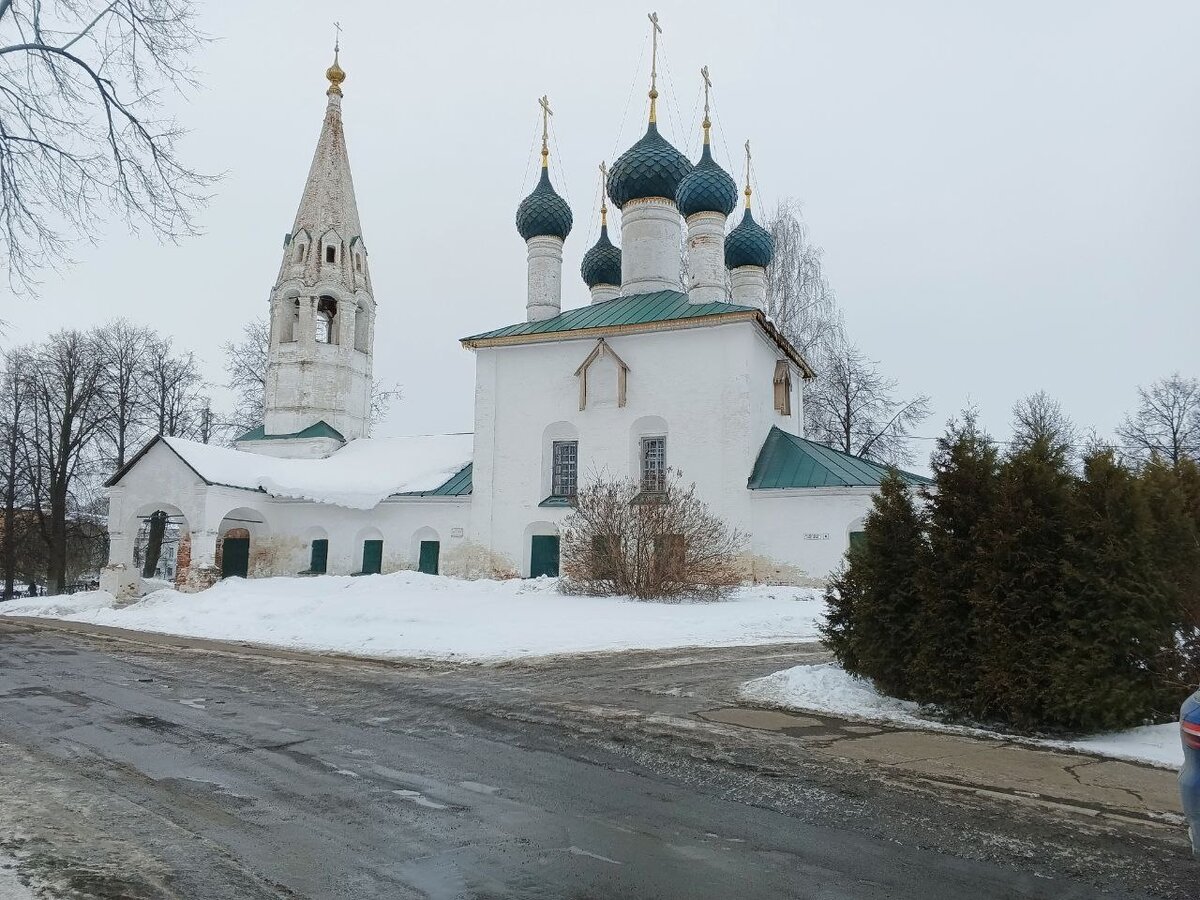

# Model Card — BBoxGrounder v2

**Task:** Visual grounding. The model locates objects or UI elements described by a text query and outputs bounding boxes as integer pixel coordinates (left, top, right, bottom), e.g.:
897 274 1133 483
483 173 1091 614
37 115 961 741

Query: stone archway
130 503 190 589
215 507 270 579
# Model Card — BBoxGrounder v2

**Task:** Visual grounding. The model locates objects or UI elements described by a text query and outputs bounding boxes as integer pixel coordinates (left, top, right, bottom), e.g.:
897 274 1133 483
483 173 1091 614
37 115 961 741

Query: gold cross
538 95 553 164
743 140 753 207
701 65 712 133
599 161 609 222
648 12 662 89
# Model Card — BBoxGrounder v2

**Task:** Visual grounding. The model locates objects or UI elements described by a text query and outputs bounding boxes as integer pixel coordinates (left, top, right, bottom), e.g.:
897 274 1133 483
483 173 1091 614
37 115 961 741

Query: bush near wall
560 469 743 602
822 415 1200 733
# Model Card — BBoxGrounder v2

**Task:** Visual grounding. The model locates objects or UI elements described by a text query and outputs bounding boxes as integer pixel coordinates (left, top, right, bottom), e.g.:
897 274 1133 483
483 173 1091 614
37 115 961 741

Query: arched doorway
215 508 269 579
130 503 190 588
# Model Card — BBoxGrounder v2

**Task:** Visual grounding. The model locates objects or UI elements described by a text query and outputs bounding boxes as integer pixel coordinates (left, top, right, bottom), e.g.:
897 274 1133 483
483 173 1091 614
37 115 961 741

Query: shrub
560 469 743 601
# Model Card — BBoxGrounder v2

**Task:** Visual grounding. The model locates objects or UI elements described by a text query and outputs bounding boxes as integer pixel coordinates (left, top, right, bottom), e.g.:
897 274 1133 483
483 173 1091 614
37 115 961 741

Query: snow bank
2 573 824 663
161 433 472 509
741 663 1183 769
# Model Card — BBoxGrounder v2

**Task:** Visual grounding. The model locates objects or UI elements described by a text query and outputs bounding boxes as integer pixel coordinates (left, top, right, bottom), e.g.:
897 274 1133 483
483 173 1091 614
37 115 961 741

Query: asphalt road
0 621 1188 899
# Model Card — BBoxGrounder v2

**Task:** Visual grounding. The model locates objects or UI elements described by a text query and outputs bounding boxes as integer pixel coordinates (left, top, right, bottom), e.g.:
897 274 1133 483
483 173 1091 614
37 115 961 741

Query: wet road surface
0 621 1189 899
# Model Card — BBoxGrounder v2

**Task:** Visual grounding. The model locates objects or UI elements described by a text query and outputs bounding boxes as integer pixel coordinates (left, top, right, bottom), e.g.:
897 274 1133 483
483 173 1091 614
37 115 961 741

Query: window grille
552 440 578 497
641 436 666 492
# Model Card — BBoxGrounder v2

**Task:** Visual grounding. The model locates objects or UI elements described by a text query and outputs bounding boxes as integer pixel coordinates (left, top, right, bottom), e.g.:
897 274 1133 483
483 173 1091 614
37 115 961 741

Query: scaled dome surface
516 168 573 241
725 208 774 269
607 122 693 209
676 144 737 217
581 224 622 287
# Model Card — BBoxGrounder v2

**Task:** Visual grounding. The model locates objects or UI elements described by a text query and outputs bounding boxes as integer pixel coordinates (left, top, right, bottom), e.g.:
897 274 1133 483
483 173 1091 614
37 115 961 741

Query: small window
325 245 336 264
552 440 578 497
309 539 328 574
355 254 362 272
641 436 666 493
315 296 337 344
773 360 792 416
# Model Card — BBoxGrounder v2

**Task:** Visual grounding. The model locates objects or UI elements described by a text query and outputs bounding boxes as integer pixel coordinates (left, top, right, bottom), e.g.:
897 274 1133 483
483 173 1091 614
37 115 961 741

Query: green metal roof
236 421 346 443
748 426 931 490
462 291 755 344
397 462 473 497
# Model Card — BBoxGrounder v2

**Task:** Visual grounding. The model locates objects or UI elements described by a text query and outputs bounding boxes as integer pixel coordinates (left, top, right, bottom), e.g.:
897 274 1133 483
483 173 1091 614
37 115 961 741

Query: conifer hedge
822 408 1200 732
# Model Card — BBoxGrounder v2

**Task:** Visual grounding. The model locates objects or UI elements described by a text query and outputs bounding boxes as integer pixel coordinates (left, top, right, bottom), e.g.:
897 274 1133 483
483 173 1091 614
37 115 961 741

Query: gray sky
4 1 1198 456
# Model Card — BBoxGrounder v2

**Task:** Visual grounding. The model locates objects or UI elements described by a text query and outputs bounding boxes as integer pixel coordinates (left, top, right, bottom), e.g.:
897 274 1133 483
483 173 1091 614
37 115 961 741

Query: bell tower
250 41 375 456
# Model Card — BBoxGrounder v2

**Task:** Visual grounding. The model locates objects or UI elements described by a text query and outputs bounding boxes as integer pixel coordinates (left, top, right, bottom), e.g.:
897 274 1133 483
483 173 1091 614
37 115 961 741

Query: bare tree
95 318 154 469
805 343 931 466
764 198 845 367
560 469 744 601
144 335 207 438
1117 373 1200 466
1012 390 1076 457
0 349 29 598
0 0 213 293
19 328 109 593
221 317 269 437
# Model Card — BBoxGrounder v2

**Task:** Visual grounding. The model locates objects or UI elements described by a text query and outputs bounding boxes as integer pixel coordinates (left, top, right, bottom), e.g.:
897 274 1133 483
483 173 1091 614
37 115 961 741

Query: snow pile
160 433 473 509
741 663 1183 769
1 573 824 663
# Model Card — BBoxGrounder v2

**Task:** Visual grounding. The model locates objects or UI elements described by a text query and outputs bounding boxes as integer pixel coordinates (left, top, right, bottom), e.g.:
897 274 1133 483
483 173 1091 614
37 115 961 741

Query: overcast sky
3 1 1198 456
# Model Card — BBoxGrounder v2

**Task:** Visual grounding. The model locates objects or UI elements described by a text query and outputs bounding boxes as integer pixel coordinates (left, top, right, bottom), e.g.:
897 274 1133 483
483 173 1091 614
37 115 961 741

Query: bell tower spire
249 39 376 456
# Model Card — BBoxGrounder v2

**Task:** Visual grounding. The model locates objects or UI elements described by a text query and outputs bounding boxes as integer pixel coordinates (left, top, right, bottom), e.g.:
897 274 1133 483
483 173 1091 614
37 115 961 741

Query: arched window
315 296 337 344
325 245 336 264
283 297 300 342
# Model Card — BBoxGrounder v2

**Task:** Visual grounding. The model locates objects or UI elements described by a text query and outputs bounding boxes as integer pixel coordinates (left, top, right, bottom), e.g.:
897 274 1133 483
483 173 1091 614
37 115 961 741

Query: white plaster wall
730 266 767 310
107 441 472 584
470 319 797 576
619 198 684 294
526 236 564 321
685 211 728 304
749 488 876 582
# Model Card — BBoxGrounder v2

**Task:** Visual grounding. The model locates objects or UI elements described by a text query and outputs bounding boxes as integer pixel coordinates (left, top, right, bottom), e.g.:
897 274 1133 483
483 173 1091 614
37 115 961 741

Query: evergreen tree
1140 456 1200 685
1053 451 1179 730
972 396 1076 728
907 412 999 709
821 472 925 698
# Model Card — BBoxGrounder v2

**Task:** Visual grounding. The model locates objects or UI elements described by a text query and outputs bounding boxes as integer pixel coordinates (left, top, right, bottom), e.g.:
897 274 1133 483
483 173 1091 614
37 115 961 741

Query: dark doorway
418 540 440 575
221 537 250 579
309 539 329 574
530 535 560 578
362 539 383 575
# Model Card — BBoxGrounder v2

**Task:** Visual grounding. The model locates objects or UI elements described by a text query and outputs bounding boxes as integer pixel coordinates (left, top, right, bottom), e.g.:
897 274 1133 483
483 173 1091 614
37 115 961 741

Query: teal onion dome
516 167 573 241
676 142 737 217
581 223 622 287
607 122 693 209
725 207 774 268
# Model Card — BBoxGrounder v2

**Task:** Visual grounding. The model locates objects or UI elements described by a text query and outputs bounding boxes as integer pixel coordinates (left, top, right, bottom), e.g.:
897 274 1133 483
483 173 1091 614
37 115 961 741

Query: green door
309 539 329 574
418 540 440 575
362 539 383 575
529 535 560 578
221 537 250 579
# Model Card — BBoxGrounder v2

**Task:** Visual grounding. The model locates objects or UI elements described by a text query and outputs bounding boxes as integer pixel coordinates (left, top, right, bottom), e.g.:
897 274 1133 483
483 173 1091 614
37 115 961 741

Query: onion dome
676 142 737 218
725 207 774 269
581 219 622 288
607 121 693 209
516 165 573 241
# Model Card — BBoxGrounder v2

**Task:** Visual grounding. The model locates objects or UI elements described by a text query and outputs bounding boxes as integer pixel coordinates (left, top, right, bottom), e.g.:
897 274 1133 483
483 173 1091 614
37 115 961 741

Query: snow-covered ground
0 573 824 663
741 663 1182 770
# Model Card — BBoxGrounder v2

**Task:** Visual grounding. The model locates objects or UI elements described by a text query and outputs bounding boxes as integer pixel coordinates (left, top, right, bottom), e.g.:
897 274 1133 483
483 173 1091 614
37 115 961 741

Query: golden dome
325 51 346 96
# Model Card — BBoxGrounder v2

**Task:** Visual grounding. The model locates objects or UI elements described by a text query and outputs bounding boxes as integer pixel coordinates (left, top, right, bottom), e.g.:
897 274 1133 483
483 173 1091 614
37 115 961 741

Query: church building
101 30 927 598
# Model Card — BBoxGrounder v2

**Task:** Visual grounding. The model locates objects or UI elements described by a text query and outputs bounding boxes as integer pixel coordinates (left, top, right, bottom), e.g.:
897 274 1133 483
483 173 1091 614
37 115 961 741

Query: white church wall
470 319 796 576
748 487 876 583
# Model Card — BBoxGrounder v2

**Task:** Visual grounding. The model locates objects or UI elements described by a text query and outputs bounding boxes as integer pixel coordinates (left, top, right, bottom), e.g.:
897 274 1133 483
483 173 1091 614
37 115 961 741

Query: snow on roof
160 433 473 510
